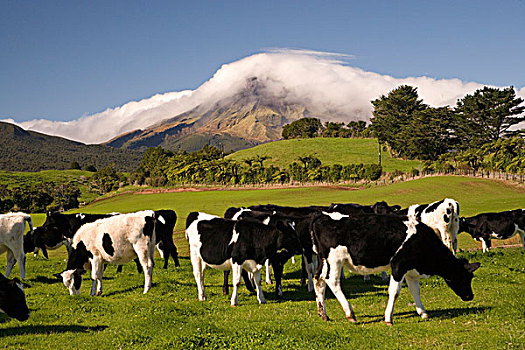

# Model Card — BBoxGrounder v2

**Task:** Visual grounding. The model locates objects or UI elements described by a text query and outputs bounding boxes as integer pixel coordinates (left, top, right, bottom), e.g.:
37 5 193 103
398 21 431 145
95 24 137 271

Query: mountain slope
106 77 313 152
0 122 142 172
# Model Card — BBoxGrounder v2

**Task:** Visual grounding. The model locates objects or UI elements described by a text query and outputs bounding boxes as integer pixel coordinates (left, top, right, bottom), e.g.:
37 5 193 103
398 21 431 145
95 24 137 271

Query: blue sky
1 1 524 122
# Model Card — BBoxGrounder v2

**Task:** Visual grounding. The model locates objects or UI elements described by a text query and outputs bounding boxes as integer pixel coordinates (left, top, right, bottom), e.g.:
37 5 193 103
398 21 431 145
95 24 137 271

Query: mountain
106 77 315 152
0 122 142 172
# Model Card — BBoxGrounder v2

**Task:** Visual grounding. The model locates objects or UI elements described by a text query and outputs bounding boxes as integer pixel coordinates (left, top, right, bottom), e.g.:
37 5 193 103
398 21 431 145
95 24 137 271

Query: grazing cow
398 198 460 254
327 201 402 281
0 273 30 321
1 212 33 279
185 212 301 306
311 212 480 325
60 211 158 296
24 212 115 259
459 209 525 252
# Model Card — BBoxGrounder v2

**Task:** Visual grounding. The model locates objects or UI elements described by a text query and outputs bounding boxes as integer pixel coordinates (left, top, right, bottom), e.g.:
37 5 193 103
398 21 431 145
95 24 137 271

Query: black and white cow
459 209 525 252
185 212 301 306
310 212 480 325
24 212 115 259
327 201 401 215
1 212 33 279
398 198 460 254
60 210 158 296
0 273 30 321
153 210 180 268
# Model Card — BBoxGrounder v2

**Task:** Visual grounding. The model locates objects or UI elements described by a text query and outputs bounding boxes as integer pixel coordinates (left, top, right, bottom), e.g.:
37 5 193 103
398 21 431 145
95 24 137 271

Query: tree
282 118 323 139
322 122 345 137
370 85 428 157
346 121 368 137
401 107 455 160
454 86 525 148
70 161 81 170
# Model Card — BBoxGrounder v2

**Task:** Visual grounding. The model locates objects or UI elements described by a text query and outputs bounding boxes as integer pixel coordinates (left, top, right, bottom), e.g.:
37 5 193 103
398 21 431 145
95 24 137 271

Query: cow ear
465 262 480 273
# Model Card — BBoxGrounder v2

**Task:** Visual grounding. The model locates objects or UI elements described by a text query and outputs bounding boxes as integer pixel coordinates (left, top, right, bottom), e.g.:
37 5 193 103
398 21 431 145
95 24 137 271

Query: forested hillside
0 122 142 171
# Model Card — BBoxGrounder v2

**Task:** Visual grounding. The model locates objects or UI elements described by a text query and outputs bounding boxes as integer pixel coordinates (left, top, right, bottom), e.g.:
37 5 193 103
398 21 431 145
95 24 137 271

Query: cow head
443 258 480 301
372 201 401 214
60 269 86 295
0 275 30 321
23 229 36 254
458 217 477 235
41 212 73 239
275 219 302 256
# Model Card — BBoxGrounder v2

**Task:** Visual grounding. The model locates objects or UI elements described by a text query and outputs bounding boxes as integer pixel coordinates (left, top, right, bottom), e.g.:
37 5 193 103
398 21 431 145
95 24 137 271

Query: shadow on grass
27 275 61 285
0 324 108 337
350 306 492 325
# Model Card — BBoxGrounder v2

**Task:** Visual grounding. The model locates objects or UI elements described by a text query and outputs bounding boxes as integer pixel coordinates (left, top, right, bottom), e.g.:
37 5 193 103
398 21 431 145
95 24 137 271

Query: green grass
0 169 98 204
227 138 421 172
1 176 524 348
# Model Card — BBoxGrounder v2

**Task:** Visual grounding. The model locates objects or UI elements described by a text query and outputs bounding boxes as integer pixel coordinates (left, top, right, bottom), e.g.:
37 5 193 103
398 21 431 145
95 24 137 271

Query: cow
327 201 402 281
1 212 33 279
398 198 460 254
60 210 158 296
310 212 480 325
0 273 30 321
185 212 301 306
327 201 401 215
24 212 115 259
153 210 180 268
459 209 525 252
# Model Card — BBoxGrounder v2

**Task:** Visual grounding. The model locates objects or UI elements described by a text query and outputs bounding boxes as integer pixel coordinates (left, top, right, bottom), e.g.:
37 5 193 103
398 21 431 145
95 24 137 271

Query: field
227 138 422 173
0 169 98 204
1 176 524 349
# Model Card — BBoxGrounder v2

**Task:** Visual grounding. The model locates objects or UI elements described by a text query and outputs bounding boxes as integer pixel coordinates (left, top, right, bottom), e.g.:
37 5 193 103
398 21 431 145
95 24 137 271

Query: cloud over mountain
3 49 523 144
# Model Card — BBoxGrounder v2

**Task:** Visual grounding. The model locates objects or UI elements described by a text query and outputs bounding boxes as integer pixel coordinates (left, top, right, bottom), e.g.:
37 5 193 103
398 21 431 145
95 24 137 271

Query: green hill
226 138 421 172
0 122 142 172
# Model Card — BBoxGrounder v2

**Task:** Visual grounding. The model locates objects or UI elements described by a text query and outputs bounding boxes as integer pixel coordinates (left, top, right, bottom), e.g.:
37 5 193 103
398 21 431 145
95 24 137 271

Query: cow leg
272 261 284 299
300 255 307 285
230 263 242 306
384 276 404 326
241 269 256 293
223 270 230 295
156 242 165 259
481 238 491 252
405 276 427 319
64 240 72 258
251 269 266 304
325 258 356 322
116 265 123 273
134 258 143 273
518 228 525 249
190 252 206 301
134 243 154 294
5 250 16 278
265 260 272 284
313 259 329 321
364 275 371 281
381 271 389 281
91 260 104 296
171 245 180 267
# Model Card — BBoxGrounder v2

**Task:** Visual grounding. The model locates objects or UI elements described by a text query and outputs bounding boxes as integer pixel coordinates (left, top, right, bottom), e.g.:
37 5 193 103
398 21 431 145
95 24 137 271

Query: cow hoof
346 316 357 323
231 304 237 307
300 278 306 285
421 313 428 319
96 291 102 296
385 321 393 327
321 315 330 321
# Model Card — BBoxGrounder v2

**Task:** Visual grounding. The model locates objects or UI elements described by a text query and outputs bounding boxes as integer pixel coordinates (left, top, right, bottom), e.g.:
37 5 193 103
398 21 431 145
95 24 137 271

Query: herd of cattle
0 199 524 326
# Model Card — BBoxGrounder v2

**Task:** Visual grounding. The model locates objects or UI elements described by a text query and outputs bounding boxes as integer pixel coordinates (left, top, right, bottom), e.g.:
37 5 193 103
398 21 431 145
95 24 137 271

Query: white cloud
2 49 523 144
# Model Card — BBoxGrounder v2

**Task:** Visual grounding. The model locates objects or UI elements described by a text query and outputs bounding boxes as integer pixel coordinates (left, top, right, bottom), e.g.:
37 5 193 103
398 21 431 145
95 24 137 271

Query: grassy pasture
1 176 524 349
0 169 98 204
227 138 422 173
